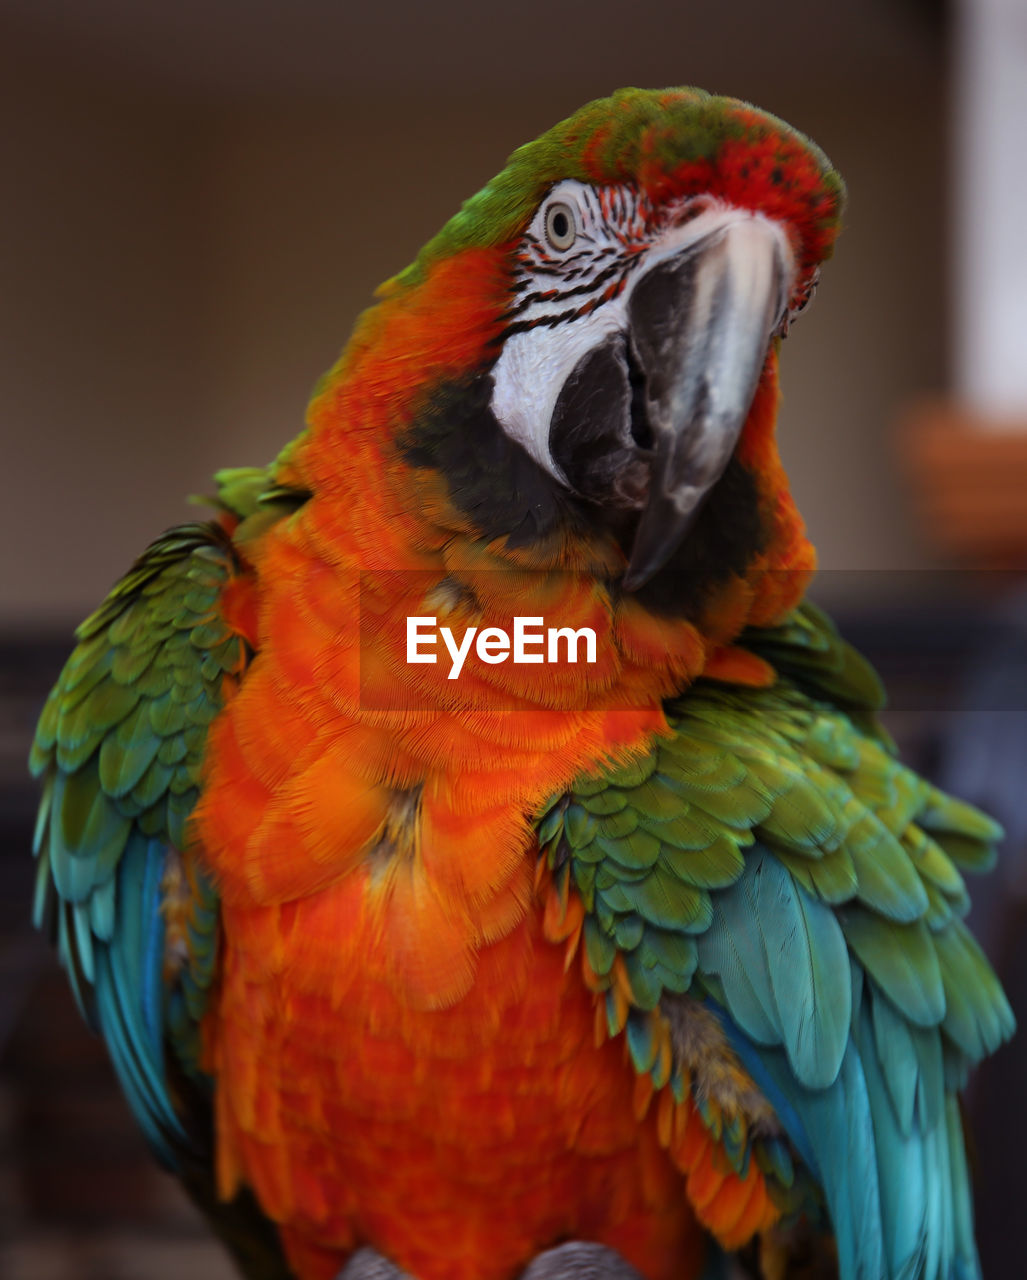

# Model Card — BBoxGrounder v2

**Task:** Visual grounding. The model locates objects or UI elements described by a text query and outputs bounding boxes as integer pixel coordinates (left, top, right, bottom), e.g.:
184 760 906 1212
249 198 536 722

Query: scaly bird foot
336 1242 645 1279
519 1242 646 1279
338 1248 413 1280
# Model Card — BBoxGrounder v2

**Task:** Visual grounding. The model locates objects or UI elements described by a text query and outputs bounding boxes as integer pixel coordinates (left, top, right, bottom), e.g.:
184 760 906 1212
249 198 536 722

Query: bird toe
337 1247 414 1279
518 1241 646 1279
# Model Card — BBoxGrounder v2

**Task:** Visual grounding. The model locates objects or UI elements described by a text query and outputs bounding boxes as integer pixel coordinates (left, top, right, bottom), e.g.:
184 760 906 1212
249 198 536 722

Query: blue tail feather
709 986 980 1280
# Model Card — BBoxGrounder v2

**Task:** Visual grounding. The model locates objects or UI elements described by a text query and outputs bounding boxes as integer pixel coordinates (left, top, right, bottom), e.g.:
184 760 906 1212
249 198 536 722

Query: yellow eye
544 201 576 251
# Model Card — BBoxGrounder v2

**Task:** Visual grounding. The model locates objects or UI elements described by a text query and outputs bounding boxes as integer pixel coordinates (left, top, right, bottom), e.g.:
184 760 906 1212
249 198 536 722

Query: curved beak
623 216 791 591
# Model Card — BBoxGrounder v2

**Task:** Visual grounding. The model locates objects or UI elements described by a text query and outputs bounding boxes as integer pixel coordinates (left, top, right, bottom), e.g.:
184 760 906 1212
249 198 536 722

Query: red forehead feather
631 125 840 276
564 96 841 283
403 89 843 290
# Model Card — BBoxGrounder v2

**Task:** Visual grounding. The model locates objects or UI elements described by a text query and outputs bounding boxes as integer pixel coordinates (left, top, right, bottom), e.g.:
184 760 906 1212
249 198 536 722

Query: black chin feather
400 368 767 616
627 455 767 617
401 373 571 548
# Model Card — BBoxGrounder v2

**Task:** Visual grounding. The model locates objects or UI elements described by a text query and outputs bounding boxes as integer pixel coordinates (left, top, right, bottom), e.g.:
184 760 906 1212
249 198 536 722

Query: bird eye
544 201 577 251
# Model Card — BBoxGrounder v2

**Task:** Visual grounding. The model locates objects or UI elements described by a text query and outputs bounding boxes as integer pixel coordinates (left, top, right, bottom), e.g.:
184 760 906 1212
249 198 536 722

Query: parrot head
306 87 843 614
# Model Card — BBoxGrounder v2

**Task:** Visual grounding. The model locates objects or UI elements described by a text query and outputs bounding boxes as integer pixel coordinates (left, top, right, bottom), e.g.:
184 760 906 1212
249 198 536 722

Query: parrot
29 86 1014 1280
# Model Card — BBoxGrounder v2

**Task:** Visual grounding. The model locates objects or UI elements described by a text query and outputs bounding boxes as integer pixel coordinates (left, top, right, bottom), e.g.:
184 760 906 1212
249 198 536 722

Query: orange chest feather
196 495 707 1008
193 451 798 1276
193 519 710 1278
206 882 703 1280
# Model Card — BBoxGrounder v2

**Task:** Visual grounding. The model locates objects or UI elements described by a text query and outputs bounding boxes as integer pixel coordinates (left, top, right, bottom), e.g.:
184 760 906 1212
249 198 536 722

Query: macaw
30 86 1013 1280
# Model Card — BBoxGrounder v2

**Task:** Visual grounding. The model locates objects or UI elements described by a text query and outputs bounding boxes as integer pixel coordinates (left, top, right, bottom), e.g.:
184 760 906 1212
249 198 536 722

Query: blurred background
2 0 1025 1275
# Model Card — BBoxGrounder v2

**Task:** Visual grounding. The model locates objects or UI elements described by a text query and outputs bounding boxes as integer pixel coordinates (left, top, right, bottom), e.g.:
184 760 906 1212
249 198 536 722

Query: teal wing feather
30 522 249 1167
537 602 1013 1280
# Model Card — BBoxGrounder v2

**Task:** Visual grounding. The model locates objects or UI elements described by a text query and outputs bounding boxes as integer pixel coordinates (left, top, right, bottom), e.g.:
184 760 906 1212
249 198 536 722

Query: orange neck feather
200 251 813 1011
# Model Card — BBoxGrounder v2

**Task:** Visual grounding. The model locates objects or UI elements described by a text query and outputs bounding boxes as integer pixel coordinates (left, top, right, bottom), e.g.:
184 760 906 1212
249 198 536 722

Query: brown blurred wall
1 4 949 629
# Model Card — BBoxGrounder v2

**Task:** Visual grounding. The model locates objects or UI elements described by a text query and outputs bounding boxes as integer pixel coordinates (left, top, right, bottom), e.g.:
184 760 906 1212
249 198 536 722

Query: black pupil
551 210 569 240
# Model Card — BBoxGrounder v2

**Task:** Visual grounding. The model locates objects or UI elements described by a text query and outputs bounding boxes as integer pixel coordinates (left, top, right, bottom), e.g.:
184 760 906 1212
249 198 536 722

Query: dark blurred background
2 0 1026 1276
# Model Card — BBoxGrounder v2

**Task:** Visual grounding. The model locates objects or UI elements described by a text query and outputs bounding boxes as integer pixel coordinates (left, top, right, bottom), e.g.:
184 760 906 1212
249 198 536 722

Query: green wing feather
30 522 249 1164
32 461 303 1279
536 601 1013 1280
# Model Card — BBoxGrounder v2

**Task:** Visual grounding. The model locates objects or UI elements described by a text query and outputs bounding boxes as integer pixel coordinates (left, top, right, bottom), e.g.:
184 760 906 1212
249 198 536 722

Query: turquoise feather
30 522 246 1169
870 989 920 1137
853 996 929 1278
535 600 1012 1279
754 851 851 1089
696 877 781 1047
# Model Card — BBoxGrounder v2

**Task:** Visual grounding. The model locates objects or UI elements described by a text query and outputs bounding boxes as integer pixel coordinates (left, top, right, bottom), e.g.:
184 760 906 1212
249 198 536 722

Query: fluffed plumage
31 87 1012 1280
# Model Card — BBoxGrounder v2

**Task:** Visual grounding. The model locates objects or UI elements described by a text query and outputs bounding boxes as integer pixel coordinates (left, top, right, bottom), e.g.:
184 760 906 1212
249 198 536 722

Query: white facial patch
488 179 795 486
491 305 626 479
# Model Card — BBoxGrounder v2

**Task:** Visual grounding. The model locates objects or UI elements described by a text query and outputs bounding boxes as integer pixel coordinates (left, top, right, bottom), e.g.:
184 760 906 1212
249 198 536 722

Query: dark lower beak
622 217 790 591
